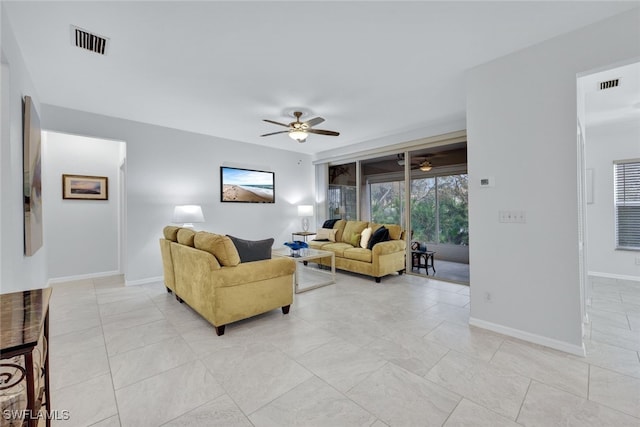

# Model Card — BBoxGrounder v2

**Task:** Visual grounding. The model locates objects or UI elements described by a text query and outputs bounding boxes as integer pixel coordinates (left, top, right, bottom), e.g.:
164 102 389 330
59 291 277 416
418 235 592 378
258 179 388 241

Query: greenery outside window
370 181 406 227
411 173 468 245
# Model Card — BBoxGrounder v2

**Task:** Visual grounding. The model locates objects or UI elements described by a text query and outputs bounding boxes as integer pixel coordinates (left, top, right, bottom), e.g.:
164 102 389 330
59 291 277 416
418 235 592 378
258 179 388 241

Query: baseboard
469 317 586 357
125 276 163 286
587 271 640 282
48 270 121 285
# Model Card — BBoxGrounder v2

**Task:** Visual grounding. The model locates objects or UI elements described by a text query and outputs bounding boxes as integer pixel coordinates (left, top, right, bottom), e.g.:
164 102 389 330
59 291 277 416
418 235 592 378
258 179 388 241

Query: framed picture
62 174 108 200
23 95 43 256
220 166 275 203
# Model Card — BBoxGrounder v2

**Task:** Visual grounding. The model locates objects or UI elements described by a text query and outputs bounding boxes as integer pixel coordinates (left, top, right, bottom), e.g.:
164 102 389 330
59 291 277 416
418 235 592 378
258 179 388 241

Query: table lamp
297 205 313 232
172 205 205 228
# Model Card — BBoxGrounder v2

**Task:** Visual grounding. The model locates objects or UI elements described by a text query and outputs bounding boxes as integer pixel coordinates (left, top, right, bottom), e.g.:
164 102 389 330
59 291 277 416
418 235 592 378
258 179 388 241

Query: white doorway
578 60 640 354
43 131 126 283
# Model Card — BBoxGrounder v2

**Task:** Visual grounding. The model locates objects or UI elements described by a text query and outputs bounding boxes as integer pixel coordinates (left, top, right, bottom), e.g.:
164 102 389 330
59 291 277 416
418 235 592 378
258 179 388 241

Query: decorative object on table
284 240 308 257
22 95 43 256
62 174 108 201
172 205 205 228
220 166 274 203
297 204 314 231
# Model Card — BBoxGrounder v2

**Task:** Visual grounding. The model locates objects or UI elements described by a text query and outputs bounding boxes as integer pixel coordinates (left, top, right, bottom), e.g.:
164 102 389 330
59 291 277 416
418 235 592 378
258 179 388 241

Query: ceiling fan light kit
261 110 339 143
419 161 433 171
289 130 307 142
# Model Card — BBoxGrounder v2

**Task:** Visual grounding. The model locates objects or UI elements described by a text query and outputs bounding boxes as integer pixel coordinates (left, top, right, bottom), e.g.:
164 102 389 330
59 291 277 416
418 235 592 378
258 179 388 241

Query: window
370 181 405 227
410 173 468 245
614 160 640 250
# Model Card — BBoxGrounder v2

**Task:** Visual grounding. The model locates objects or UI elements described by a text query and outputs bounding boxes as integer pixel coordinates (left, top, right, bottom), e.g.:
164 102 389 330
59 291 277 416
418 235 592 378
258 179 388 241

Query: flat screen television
220 166 275 203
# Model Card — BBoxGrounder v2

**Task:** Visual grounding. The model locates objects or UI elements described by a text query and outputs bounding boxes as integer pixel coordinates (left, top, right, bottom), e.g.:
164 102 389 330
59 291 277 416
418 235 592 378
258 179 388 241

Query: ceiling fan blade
306 128 340 136
304 117 325 128
260 130 289 137
263 119 290 128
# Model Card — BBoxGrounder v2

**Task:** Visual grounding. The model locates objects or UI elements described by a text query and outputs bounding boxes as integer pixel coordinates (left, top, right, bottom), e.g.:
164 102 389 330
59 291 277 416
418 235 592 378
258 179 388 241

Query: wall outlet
635 257 640 266
499 210 526 223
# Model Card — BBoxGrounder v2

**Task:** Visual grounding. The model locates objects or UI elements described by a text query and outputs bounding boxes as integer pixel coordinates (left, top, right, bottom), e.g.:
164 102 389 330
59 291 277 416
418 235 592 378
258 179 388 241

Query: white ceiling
4 1 639 155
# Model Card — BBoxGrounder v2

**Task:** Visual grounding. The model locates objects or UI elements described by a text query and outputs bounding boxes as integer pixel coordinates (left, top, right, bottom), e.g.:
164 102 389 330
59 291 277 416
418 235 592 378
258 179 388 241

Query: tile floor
46 272 640 426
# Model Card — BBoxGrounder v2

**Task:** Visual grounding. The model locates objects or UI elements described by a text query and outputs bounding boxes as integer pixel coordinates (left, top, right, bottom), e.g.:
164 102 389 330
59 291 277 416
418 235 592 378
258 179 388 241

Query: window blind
614 160 640 249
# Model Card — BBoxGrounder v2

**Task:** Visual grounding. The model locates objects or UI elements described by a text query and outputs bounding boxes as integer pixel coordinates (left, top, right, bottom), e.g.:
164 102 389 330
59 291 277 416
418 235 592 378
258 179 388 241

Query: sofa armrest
372 239 406 255
215 257 296 288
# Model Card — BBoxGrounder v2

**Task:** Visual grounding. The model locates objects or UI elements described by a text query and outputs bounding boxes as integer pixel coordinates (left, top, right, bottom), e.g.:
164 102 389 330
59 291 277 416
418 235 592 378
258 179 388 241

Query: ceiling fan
261 111 340 143
397 153 444 171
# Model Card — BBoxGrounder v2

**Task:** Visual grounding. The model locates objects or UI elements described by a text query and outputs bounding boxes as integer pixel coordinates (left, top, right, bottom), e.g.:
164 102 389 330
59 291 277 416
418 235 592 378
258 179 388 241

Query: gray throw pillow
227 235 274 263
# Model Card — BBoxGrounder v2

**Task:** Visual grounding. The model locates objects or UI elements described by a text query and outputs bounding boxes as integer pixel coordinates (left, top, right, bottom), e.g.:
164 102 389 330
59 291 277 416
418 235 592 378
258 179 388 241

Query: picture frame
62 174 108 200
220 166 275 203
23 95 43 256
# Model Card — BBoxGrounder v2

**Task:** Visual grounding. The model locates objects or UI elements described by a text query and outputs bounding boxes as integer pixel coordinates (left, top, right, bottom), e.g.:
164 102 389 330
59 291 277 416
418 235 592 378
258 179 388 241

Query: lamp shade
172 205 204 227
297 205 314 217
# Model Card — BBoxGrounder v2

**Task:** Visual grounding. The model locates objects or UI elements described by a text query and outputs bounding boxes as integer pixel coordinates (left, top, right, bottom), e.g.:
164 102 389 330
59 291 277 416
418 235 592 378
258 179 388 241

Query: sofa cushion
341 221 368 244
177 228 196 247
331 220 346 243
194 232 240 267
308 240 330 250
368 223 402 240
315 227 338 242
343 247 372 263
227 235 274 263
163 226 181 242
319 242 353 258
383 224 402 240
367 226 390 249
360 227 373 249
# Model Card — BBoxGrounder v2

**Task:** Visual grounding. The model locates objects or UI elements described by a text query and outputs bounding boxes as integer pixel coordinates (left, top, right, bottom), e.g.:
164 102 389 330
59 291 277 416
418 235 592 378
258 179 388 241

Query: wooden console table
0 287 52 427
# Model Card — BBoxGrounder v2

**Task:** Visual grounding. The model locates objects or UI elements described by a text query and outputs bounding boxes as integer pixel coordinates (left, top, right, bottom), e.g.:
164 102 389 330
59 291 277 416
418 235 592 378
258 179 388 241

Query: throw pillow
227 235 274 263
163 225 181 242
322 218 340 229
315 228 338 242
194 232 240 267
367 226 390 250
177 228 196 247
360 227 373 249
349 232 361 247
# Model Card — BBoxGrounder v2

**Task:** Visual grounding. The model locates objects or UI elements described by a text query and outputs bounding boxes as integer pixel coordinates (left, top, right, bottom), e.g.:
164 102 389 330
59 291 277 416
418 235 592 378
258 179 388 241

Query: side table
291 231 316 242
0 287 52 427
412 250 436 275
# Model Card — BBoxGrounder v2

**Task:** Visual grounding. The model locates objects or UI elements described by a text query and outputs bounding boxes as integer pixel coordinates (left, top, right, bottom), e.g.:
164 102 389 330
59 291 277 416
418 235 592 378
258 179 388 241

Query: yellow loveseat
159 226 295 335
308 220 406 283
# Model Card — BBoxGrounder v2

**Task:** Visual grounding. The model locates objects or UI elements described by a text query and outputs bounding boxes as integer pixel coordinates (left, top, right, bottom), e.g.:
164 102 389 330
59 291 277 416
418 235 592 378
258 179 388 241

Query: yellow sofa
308 220 406 283
159 226 296 336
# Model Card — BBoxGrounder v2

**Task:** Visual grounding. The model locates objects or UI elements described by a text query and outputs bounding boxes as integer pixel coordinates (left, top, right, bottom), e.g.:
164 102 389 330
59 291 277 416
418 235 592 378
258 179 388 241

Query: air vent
71 26 108 55
599 79 619 90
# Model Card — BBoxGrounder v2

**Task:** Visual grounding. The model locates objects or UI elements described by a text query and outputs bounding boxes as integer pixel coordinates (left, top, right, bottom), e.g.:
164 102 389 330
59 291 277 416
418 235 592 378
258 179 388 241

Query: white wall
586 120 640 279
0 7 48 293
466 8 640 354
43 132 122 280
41 105 315 285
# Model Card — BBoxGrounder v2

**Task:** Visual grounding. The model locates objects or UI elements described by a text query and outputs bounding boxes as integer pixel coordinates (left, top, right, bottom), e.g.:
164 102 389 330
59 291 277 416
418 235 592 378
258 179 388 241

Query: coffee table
272 247 335 293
